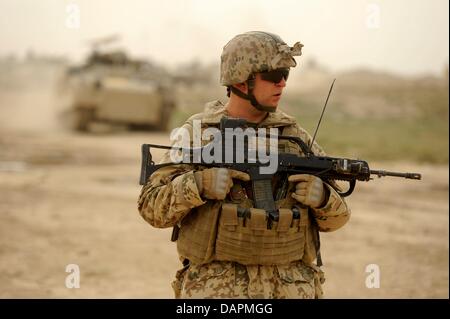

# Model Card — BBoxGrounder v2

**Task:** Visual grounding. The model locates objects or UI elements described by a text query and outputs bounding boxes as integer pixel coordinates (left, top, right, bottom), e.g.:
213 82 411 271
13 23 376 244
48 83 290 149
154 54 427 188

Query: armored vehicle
63 36 175 131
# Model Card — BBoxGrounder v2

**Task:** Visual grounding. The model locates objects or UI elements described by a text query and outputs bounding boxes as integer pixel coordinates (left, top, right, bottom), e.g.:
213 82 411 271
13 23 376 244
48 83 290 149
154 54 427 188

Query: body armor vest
175 123 320 266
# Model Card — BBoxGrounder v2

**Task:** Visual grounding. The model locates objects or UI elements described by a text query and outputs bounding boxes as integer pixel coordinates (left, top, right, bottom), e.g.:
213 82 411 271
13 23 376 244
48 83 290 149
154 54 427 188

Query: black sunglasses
260 68 290 83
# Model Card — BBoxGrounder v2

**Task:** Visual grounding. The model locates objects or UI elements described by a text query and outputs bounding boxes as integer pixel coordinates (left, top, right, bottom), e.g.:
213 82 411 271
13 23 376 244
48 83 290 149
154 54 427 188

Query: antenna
308 78 336 153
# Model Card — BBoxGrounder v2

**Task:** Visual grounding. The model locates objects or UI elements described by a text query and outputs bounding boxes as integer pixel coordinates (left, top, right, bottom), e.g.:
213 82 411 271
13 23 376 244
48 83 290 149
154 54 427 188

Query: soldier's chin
272 96 281 106
269 103 279 109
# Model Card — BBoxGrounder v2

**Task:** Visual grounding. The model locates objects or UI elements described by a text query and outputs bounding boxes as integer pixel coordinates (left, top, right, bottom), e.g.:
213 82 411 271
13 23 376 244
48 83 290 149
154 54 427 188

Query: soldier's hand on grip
194 168 250 200
288 174 326 208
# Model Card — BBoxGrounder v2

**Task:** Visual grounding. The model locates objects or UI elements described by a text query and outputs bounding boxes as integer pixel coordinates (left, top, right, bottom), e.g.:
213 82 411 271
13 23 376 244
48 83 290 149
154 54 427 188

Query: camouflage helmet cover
220 31 304 86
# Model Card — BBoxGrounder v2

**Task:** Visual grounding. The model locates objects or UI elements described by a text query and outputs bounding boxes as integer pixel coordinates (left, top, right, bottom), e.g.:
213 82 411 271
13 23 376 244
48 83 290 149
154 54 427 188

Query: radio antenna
308 78 336 154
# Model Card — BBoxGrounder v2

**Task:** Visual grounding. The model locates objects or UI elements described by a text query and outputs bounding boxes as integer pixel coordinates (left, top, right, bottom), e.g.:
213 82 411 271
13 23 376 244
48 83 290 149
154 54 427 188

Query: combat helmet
220 31 303 112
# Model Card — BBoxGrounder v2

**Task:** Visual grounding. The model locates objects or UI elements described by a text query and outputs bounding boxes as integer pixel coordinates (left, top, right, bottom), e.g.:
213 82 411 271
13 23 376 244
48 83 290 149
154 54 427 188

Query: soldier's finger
291 193 306 203
294 189 308 196
216 167 229 177
296 181 310 190
229 169 250 181
217 179 228 189
288 174 313 183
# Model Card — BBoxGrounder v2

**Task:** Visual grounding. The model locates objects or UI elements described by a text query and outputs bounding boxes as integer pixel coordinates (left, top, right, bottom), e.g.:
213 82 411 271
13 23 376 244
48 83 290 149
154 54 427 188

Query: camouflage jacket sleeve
138 118 207 228
138 163 206 228
292 124 351 232
311 182 351 232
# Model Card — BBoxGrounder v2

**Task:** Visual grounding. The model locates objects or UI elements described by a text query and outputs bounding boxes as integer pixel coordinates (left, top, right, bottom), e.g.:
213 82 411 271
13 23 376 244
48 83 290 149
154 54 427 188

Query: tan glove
194 168 250 200
288 174 326 208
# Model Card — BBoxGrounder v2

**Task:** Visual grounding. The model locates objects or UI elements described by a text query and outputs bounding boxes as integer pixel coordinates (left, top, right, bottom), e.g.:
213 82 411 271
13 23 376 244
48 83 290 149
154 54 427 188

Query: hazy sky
0 0 448 76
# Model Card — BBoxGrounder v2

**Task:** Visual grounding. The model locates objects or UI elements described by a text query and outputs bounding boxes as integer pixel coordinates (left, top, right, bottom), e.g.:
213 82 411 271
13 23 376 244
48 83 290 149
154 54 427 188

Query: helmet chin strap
230 80 277 113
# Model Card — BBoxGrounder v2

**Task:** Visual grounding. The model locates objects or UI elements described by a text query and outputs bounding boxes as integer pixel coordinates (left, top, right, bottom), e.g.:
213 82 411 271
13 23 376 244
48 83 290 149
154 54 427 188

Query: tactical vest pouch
176 201 222 265
215 203 309 265
302 218 320 265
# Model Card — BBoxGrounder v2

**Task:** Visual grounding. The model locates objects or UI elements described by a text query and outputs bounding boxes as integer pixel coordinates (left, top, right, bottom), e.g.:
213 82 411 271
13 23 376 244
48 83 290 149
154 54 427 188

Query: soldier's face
252 72 287 108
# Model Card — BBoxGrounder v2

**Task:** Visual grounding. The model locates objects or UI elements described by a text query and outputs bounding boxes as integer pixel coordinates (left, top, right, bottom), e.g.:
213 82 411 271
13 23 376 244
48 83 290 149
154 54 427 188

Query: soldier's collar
200 100 297 128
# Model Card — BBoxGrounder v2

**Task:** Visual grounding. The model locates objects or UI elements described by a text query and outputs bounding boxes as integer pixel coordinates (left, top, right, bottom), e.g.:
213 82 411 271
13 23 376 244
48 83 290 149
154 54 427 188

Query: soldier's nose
276 77 286 87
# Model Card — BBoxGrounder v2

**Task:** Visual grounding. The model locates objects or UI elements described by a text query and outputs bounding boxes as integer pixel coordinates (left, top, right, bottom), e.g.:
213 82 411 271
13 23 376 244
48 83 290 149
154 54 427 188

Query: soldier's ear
233 82 248 94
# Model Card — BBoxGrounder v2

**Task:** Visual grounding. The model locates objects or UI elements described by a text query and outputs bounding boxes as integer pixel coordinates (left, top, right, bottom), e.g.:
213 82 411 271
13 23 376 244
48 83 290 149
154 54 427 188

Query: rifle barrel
370 170 421 180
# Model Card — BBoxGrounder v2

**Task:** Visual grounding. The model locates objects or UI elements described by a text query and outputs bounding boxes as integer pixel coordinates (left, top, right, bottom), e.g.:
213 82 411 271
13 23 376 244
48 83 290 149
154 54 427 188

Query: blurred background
0 0 448 298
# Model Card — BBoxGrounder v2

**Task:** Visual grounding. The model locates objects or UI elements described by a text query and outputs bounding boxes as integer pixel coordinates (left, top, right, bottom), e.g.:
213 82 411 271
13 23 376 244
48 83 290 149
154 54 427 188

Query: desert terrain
0 60 448 298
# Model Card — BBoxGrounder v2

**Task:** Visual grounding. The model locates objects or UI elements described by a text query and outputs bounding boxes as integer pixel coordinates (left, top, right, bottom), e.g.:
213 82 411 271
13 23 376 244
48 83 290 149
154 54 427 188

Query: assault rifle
139 80 421 221
139 116 421 220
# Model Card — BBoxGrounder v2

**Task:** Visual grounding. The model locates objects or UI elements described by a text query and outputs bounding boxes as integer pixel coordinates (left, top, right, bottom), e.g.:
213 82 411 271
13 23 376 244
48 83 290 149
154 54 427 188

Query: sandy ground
0 63 448 298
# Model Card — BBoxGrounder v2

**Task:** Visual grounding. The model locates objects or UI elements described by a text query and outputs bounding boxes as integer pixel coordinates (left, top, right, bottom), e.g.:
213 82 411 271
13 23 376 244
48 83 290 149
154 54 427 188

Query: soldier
138 31 351 298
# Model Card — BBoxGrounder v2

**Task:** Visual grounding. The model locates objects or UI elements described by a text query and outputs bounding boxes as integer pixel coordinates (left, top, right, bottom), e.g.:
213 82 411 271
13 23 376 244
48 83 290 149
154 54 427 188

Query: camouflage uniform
138 101 351 299
138 31 350 298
